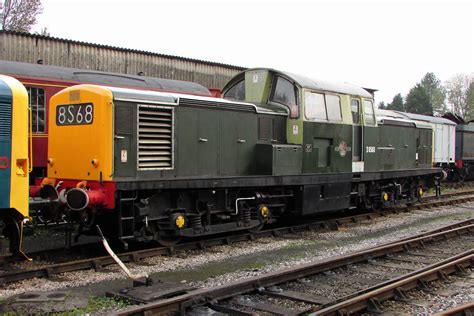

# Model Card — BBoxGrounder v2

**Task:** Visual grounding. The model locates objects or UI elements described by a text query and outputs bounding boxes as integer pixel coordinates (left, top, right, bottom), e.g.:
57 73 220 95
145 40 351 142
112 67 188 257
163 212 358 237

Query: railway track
442 180 474 190
115 220 474 315
315 251 473 315
0 189 473 286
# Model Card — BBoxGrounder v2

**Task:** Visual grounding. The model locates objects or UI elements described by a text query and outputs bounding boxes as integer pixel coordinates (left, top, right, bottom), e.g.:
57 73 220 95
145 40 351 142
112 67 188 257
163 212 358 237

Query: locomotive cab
223 68 378 174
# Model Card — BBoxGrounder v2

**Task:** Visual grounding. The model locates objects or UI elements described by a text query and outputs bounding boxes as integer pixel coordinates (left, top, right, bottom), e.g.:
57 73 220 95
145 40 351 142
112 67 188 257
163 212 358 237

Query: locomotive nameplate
56 103 93 126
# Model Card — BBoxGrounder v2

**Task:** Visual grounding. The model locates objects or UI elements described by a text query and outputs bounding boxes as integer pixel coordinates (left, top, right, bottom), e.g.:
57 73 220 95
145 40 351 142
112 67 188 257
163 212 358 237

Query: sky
33 0 473 105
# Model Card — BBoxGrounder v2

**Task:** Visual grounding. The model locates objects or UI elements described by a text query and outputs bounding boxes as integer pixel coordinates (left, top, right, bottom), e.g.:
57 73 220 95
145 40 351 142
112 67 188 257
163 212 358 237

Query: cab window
270 76 299 118
304 92 342 122
325 95 342 121
351 99 360 124
27 87 46 133
304 91 326 120
224 79 245 101
363 100 375 125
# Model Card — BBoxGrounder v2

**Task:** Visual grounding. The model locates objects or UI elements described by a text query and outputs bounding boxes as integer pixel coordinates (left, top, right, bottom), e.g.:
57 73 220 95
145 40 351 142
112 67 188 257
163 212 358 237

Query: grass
52 296 130 316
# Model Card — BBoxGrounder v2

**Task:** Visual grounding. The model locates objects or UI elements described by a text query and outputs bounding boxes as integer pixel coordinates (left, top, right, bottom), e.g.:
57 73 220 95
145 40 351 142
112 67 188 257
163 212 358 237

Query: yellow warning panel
48 85 114 181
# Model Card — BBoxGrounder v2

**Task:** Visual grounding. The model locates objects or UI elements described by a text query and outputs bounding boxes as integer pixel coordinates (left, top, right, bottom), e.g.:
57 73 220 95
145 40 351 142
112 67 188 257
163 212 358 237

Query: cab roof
239 68 374 99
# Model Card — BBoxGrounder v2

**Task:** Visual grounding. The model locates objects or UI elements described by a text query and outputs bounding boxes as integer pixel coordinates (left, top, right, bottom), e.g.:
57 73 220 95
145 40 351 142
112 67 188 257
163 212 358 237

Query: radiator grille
137 105 173 170
0 102 12 140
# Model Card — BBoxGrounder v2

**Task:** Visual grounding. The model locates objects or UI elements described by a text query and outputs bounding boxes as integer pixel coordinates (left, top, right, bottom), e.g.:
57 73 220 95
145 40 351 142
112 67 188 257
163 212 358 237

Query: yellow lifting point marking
260 206 269 218
175 215 185 229
383 192 389 202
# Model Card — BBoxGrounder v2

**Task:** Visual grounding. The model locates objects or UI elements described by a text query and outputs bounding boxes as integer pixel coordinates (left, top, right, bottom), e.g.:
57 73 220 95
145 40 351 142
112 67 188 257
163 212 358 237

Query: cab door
237 112 257 174
113 103 134 178
351 99 364 172
198 109 218 176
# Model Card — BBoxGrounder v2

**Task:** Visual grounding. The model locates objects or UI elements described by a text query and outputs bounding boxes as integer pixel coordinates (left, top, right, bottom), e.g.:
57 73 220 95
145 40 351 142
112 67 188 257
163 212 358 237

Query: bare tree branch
445 74 472 119
2 0 43 32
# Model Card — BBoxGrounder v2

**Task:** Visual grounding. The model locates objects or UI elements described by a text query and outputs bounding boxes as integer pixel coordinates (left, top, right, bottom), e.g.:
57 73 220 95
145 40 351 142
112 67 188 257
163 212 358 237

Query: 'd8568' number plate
56 103 93 126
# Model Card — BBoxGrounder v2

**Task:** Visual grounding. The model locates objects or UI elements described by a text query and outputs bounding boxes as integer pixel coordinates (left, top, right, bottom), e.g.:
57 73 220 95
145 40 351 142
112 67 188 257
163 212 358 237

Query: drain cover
16 291 67 302
108 281 194 303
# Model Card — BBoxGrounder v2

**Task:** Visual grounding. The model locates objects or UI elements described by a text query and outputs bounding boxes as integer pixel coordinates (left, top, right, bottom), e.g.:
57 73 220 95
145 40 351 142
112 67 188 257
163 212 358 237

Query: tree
386 93 405 111
35 26 49 36
403 72 446 115
445 74 472 120
405 83 432 115
378 101 387 109
465 81 474 121
420 72 446 115
1 0 43 32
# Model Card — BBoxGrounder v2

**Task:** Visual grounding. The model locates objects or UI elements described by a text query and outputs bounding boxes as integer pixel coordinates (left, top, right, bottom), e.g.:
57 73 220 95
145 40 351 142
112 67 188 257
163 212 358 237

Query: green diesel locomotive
34 68 440 247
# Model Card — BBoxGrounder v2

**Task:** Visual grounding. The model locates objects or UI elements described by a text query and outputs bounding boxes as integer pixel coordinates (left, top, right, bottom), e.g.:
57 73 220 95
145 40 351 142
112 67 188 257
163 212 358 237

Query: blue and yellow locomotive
0 75 30 256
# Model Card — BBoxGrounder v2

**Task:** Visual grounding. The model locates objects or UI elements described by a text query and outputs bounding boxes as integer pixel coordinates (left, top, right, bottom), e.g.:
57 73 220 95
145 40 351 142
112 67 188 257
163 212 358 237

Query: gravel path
0 202 472 303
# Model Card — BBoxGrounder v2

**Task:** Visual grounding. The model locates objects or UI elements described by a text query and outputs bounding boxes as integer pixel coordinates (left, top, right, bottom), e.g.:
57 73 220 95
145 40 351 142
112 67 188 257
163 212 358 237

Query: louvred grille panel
137 105 173 169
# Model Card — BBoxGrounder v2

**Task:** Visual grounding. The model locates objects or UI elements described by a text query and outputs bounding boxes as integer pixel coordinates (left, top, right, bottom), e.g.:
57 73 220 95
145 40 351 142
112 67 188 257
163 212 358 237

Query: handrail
28 105 33 173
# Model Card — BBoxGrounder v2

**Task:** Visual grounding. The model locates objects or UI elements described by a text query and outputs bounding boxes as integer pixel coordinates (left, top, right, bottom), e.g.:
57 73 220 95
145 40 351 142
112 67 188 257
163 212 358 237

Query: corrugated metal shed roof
0 30 246 70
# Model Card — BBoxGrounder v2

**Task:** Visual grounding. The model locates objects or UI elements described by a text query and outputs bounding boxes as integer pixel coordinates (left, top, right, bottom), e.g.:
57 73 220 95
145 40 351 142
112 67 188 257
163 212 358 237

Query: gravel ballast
0 202 473 312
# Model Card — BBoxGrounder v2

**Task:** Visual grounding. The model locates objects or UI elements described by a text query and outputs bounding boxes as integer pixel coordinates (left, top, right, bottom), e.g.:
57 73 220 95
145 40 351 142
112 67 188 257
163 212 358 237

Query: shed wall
0 31 244 90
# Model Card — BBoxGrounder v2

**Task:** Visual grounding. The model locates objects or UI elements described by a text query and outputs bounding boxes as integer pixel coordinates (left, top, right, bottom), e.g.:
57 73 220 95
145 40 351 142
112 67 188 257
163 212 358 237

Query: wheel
247 222 265 233
2 217 20 255
149 222 182 246
80 210 96 230
157 230 182 247
370 198 383 212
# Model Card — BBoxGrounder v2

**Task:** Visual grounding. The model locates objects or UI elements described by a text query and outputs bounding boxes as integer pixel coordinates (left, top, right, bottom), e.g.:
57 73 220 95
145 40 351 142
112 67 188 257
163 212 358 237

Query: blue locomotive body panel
0 80 13 209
